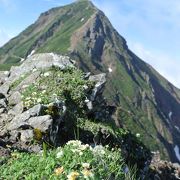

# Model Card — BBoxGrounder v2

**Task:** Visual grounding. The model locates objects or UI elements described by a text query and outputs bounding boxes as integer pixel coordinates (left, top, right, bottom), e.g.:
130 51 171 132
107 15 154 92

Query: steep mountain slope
0 0 180 162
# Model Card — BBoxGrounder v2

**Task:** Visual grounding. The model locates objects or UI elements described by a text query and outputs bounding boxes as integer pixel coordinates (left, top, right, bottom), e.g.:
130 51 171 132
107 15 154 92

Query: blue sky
0 0 180 88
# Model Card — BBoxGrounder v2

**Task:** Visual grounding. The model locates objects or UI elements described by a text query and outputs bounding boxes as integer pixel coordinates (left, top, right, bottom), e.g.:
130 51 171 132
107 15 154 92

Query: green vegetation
77 117 128 138
0 64 13 71
22 67 94 109
0 0 95 69
0 140 137 179
38 1 95 54
0 0 176 168
10 72 30 90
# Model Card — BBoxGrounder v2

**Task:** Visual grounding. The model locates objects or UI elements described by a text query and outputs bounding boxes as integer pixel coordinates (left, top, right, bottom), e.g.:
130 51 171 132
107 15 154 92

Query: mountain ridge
0 0 180 163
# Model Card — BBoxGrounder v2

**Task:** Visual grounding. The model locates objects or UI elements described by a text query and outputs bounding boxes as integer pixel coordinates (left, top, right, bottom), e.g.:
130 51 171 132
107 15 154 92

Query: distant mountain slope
0 0 179 163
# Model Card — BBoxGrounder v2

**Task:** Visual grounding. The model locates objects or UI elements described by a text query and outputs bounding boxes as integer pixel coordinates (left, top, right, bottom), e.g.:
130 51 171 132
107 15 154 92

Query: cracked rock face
0 53 109 154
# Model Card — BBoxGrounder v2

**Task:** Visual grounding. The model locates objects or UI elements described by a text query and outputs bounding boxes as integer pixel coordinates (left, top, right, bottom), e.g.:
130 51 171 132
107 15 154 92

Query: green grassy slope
0 1 96 64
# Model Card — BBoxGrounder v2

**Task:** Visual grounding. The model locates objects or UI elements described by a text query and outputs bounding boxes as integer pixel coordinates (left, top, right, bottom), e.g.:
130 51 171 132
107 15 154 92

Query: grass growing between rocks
21 67 94 109
0 140 136 180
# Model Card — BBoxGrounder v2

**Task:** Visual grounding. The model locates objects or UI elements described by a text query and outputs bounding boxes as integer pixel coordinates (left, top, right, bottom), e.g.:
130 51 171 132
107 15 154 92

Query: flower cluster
92 145 106 156
54 140 97 179
66 140 90 156
0 139 129 179
67 171 79 180
22 86 48 108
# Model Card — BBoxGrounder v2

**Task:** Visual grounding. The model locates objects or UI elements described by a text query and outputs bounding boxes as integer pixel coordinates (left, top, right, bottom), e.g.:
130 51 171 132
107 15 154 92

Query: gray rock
0 71 9 85
6 111 31 131
28 115 53 132
0 108 5 114
0 83 10 97
8 91 21 106
9 53 74 79
6 104 46 131
8 130 20 141
0 113 11 136
0 98 7 108
0 93 5 99
29 104 46 116
29 145 42 153
8 102 24 116
86 101 93 110
20 130 34 142
89 73 106 101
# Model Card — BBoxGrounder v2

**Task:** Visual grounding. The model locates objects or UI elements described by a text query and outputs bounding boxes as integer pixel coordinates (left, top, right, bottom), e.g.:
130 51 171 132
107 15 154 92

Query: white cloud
128 41 180 88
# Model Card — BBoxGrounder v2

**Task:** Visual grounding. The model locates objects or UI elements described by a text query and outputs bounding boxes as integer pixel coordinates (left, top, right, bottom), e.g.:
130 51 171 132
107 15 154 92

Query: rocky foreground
0 53 179 179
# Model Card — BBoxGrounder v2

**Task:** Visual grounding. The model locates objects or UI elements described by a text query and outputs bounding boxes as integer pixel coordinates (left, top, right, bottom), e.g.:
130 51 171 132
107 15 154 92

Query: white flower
43 72 50 77
84 98 90 103
37 98 42 103
83 85 88 90
79 144 89 151
136 133 140 138
42 90 46 94
32 92 37 96
56 150 64 158
71 149 81 153
66 140 82 146
79 152 83 156
93 145 106 156
82 163 90 169
25 97 31 100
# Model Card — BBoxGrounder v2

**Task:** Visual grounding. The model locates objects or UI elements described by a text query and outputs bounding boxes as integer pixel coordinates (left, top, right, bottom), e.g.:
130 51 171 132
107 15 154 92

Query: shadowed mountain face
0 0 179 162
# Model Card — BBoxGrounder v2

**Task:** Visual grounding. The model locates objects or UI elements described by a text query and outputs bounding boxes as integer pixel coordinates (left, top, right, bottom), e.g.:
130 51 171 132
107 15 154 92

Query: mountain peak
0 0 180 163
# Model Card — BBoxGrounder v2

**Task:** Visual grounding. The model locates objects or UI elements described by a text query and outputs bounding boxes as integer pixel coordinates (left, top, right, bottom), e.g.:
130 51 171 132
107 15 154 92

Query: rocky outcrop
0 0 180 163
0 53 111 154
0 53 179 178
146 152 180 179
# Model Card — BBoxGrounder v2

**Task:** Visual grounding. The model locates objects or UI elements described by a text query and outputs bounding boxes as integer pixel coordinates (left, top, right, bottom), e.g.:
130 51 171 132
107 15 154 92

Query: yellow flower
82 169 94 179
54 166 64 176
11 152 20 159
67 171 79 180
